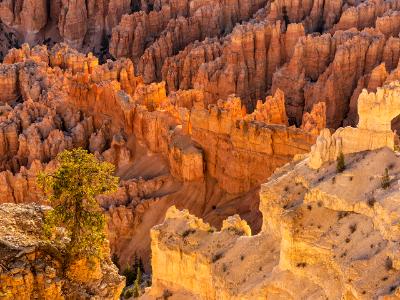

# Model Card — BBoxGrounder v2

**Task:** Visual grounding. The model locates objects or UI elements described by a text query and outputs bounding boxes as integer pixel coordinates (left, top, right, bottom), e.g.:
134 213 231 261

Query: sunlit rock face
0 203 125 299
146 85 400 299
3 0 400 298
0 43 315 270
308 81 400 170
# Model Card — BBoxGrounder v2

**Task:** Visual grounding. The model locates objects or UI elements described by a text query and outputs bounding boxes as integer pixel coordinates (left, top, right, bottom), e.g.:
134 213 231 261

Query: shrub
381 168 390 189
385 257 393 271
349 224 357 234
367 196 376 207
212 252 223 262
162 290 173 299
181 229 196 238
336 152 345 173
124 288 133 299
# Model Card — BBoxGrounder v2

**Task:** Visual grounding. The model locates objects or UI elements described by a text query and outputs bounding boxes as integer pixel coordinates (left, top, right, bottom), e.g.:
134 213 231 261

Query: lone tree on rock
38 148 119 265
336 151 345 173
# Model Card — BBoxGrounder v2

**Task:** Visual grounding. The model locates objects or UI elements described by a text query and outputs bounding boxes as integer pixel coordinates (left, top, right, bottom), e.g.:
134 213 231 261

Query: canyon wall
0 43 317 268
147 82 400 299
2 0 400 129
108 0 400 129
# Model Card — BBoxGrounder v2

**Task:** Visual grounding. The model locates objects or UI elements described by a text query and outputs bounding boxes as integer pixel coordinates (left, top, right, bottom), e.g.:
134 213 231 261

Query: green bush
381 168 390 189
124 288 133 299
336 152 345 173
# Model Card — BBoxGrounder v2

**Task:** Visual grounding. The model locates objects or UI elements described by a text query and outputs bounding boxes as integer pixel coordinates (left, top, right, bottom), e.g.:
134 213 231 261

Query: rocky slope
2 0 400 296
0 43 317 269
0 203 125 299
144 81 400 299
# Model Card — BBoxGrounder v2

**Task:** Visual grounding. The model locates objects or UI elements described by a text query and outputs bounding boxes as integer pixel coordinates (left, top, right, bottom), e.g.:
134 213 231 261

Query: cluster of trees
124 254 146 298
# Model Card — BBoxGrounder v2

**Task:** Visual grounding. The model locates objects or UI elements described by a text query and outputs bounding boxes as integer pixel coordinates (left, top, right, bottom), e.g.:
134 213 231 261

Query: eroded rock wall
0 43 316 269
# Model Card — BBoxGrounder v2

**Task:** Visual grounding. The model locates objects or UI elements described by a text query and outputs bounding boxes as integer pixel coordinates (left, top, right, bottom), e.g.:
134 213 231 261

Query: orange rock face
0 43 316 269
3 0 400 288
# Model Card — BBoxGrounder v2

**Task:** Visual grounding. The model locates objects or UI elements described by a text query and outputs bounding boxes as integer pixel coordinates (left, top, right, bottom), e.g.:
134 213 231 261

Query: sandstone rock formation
0 43 317 270
1 0 400 130
145 94 400 299
107 0 400 128
309 81 400 169
0 203 125 299
3 0 400 297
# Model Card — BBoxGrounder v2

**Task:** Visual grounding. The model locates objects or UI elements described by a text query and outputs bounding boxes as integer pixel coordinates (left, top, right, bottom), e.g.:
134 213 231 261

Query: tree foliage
37 148 119 264
132 266 142 297
122 253 145 286
336 151 345 173
381 168 390 189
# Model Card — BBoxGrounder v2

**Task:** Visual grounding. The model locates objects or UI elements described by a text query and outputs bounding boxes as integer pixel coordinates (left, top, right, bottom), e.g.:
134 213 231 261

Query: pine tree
130 266 142 297
381 168 390 189
132 280 140 297
336 151 345 173
136 266 142 285
37 148 119 266
133 253 139 270
139 257 144 274
123 265 137 286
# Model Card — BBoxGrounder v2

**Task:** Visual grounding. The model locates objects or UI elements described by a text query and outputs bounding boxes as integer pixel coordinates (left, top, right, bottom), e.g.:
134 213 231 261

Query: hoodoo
1 0 400 298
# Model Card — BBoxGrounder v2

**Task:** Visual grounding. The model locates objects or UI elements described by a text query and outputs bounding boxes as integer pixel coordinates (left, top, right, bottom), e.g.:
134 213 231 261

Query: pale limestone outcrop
358 82 400 131
308 81 400 169
0 203 124 299
146 146 400 300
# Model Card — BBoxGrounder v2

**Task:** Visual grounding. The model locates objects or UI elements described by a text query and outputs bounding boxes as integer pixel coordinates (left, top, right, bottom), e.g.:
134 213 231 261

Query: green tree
123 265 137 286
132 266 142 297
336 151 345 173
132 280 140 298
136 266 142 285
381 168 390 189
37 148 119 265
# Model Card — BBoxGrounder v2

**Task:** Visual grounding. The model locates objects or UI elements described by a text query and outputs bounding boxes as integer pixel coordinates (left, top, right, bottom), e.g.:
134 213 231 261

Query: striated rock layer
0 43 316 269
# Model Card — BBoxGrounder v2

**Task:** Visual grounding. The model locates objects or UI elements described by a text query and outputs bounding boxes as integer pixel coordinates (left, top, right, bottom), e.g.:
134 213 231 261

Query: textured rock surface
0 43 316 270
4 0 400 296
2 0 400 129
309 81 400 169
146 136 400 299
0 203 124 299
